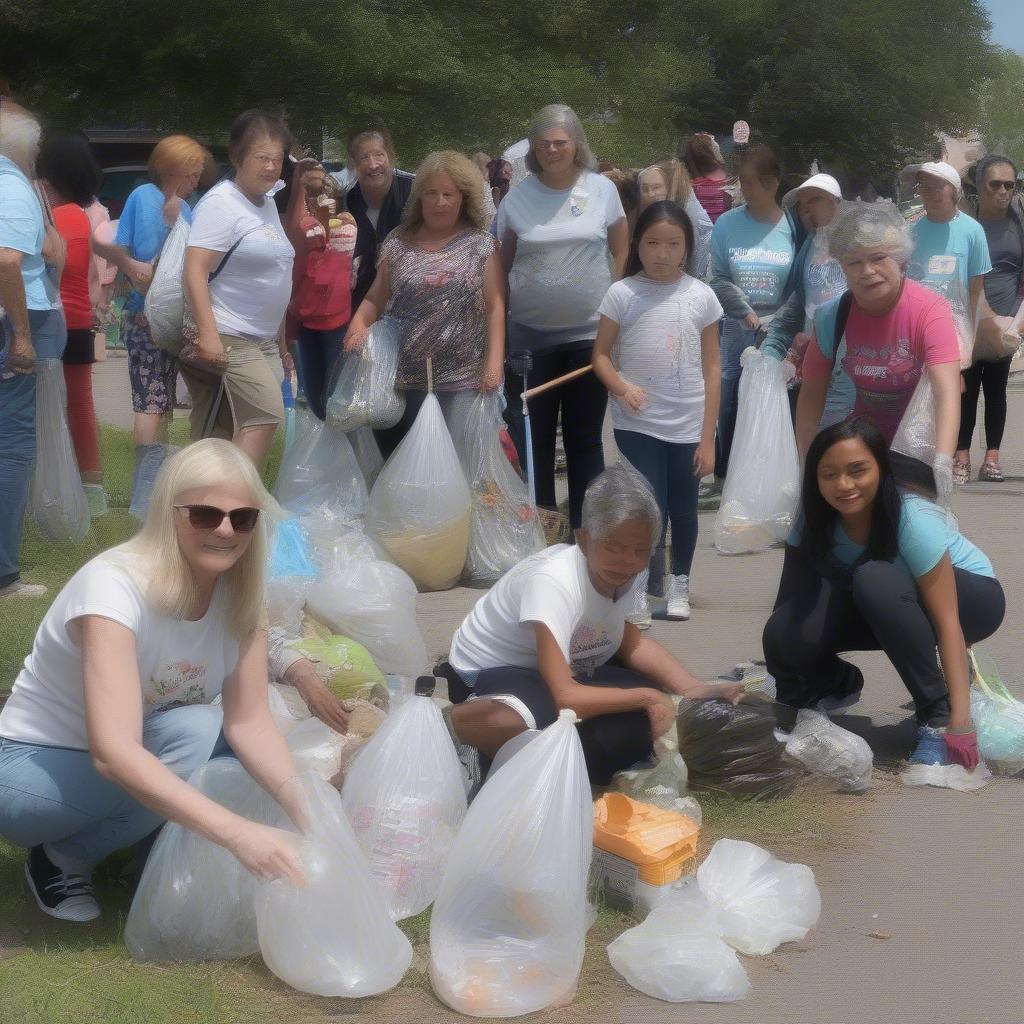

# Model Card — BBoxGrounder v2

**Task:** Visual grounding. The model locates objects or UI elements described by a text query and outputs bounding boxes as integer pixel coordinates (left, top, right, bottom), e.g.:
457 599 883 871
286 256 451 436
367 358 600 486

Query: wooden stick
522 365 592 401
426 356 433 394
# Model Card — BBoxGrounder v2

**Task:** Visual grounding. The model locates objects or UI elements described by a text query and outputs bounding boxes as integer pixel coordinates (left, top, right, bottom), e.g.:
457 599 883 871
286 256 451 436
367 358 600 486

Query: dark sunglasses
987 180 1016 191
174 504 261 533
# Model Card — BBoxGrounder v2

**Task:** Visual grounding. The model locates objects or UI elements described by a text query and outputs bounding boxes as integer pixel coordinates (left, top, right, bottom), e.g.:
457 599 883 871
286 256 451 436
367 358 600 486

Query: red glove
944 729 979 770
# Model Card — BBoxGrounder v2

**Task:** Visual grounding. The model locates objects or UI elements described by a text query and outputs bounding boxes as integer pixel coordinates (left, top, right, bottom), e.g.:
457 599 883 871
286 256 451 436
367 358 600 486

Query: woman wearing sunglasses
0 439 306 923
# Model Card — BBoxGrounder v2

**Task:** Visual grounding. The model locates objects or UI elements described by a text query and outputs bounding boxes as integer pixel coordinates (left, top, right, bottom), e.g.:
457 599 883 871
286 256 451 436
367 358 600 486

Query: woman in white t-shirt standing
0 440 306 922
182 111 296 463
593 201 722 624
497 104 629 531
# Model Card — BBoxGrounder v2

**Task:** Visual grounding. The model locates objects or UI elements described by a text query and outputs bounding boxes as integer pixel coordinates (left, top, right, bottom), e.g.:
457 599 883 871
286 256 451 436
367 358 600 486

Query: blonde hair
148 134 208 187
400 150 492 237
640 159 693 207
117 439 270 638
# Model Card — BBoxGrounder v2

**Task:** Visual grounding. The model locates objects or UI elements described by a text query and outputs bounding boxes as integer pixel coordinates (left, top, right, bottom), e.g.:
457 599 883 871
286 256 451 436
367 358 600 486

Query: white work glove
933 453 954 508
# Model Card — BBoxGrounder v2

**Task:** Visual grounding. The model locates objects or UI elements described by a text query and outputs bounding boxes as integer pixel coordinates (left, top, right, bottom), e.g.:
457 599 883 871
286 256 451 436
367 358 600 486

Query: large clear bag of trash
299 507 390 571
342 695 467 920
348 425 385 489
714 348 800 554
783 709 873 793
890 373 936 468
900 762 992 792
29 359 90 543
969 650 1024 777
367 392 471 591
610 753 702 824
256 772 413 997
607 887 750 1003
677 700 801 800
305 560 428 678
695 839 821 956
430 710 592 1018
447 391 545 586
125 754 287 961
143 214 189 352
326 318 405 430
274 409 368 521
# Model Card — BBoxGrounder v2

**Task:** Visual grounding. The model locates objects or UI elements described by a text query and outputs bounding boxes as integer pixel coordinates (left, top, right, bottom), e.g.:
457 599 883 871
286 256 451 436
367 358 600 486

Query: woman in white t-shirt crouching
593 200 723 624
182 110 296 463
0 440 306 922
437 465 743 794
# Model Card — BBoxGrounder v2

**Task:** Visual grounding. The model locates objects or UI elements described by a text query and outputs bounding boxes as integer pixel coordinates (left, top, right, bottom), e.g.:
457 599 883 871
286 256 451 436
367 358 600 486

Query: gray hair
826 200 913 265
581 463 662 543
525 104 597 175
0 99 42 169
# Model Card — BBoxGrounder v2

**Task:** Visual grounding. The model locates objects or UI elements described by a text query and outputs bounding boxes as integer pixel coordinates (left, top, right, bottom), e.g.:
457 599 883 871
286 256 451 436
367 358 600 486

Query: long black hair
626 199 695 277
800 417 901 566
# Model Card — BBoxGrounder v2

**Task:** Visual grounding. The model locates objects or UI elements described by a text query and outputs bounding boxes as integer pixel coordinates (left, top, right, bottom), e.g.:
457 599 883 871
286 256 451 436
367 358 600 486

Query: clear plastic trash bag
29 359 90 542
890 373 936 468
256 772 413 997
125 754 286 961
607 887 751 1003
268 517 319 580
342 695 467 920
348 425 385 489
367 392 471 591
305 560 428 678
326 318 405 430
430 710 592 1018
695 839 821 956
143 214 189 351
299 507 390 571
783 709 873 793
900 762 992 792
274 408 368 521
610 754 702 823
714 348 800 554
447 391 545 586
971 665 1024 777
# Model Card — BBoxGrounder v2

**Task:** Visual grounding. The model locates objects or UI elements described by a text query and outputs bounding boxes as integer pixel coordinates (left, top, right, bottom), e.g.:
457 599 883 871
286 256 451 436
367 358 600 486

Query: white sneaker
665 574 691 621
626 591 652 630
0 580 47 600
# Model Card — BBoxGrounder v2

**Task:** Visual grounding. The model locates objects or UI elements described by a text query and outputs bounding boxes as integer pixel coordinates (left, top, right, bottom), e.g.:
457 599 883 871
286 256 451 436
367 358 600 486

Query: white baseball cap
907 160 962 195
782 173 842 208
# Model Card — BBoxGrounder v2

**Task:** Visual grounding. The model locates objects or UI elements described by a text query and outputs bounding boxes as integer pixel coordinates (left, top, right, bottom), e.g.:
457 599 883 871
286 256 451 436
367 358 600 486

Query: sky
986 0 1024 53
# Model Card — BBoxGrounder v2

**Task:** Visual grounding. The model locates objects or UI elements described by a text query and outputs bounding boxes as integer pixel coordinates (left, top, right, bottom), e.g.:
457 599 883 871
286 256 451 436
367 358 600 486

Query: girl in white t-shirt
0 440 306 923
592 200 723 623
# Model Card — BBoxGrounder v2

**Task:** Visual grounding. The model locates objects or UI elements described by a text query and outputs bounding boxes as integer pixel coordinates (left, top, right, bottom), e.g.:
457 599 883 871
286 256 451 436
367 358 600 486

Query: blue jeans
295 324 346 421
0 704 224 870
614 430 700 591
0 308 67 588
714 317 756 481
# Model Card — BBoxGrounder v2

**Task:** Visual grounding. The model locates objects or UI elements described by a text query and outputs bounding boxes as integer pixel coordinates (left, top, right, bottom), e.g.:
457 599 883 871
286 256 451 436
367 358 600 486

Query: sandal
979 461 1004 482
952 458 971 486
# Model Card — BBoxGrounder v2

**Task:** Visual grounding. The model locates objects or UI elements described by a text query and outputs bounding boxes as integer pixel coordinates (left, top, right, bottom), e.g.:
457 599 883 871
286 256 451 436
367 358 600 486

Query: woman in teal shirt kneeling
763 418 1004 769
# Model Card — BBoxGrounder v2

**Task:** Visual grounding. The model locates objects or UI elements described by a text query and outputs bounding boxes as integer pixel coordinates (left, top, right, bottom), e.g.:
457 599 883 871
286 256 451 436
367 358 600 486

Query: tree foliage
0 0 999 180
976 48 1024 168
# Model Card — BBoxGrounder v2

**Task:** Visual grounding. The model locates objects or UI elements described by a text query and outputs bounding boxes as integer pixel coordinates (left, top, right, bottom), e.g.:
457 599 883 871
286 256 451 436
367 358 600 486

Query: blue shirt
791 494 994 583
907 212 992 361
116 183 193 312
0 156 58 311
710 206 795 312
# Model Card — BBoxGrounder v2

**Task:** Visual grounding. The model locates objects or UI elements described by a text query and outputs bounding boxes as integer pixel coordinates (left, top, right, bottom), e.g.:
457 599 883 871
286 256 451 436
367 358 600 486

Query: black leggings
762 545 1005 726
441 662 654 786
958 358 1011 452
504 344 607 530
372 389 459 461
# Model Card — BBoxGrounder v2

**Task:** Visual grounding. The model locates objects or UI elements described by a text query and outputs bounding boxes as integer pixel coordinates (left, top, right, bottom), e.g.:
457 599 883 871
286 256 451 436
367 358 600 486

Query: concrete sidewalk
90 355 1024 1024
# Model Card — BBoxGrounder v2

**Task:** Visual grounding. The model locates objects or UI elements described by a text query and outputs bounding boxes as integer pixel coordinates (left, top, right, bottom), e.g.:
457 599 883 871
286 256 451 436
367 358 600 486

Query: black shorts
438 662 656 786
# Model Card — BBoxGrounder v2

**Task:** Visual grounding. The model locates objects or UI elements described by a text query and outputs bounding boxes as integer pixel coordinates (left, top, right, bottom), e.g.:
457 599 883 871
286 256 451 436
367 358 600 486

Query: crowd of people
0 93 1019 930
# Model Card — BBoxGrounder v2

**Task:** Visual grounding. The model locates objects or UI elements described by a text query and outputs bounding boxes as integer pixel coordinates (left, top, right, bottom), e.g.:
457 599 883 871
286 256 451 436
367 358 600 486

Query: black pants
762 545 1005 726
504 344 607 530
372 389 459 461
440 662 654 786
959 358 1012 452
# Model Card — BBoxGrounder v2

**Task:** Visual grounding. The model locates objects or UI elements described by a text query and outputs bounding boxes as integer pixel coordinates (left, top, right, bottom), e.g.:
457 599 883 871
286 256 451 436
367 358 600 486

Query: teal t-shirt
0 156 59 311
710 206 795 311
790 494 995 583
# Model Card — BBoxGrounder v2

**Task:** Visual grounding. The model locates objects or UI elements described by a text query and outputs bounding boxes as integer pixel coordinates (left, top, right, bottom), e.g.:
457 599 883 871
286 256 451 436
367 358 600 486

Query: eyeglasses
987 180 1016 192
536 140 571 151
174 504 261 533
249 153 282 167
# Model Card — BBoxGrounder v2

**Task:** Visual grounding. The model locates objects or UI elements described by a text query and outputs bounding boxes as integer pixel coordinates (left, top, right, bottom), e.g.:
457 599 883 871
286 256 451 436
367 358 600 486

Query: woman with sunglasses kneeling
0 439 306 922
763 418 1005 770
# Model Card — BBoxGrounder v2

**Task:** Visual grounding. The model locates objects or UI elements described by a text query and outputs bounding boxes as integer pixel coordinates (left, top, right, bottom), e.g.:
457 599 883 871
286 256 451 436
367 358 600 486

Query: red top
53 203 93 329
692 172 732 225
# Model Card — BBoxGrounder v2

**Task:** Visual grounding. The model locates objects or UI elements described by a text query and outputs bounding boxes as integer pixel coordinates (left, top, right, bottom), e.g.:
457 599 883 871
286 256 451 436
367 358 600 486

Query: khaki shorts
179 333 284 440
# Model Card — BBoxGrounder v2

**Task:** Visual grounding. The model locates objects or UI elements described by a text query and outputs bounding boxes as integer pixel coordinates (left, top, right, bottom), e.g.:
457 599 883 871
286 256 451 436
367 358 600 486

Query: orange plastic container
592 793 700 886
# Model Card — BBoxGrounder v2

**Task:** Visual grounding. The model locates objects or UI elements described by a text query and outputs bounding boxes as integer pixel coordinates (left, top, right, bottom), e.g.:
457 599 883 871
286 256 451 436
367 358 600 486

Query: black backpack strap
208 234 246 282
832 291 854 368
